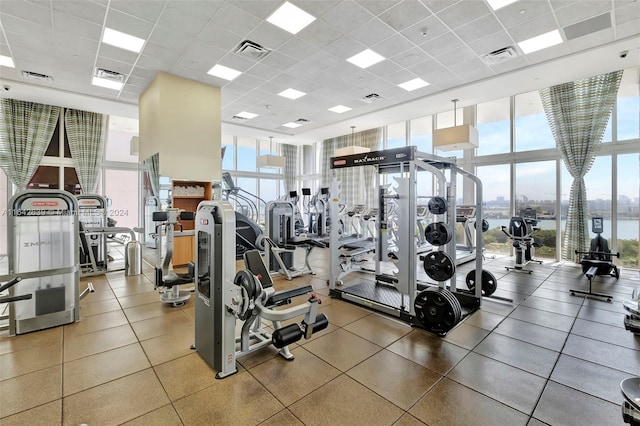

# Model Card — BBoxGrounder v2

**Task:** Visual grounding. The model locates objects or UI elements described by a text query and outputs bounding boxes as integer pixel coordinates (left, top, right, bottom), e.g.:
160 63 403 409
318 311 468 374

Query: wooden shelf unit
171 180 212 266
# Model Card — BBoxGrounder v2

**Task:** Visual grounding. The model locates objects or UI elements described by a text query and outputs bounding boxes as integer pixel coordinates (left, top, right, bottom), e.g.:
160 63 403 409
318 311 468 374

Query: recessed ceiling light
347 49 385 69
207 64 242 80
92 76 123 91
518 30 563 54
328 105 352 114
0 55 15 68
282 122 302 128
398 78 430 92
236 111 258 119
267 2 316 34
278 88 306 100
102 28 145 53
486 0 519 10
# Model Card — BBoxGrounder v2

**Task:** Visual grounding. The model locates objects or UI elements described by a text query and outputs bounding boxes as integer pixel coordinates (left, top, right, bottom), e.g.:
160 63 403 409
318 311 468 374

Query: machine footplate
342 281 410 311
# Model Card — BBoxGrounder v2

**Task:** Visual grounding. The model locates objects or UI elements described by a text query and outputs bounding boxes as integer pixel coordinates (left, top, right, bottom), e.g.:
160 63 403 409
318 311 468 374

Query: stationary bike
572 216 620 302
501 207 542 274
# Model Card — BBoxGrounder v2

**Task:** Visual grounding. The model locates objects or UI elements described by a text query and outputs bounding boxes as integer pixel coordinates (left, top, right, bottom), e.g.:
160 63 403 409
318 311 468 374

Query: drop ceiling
0 0 638 144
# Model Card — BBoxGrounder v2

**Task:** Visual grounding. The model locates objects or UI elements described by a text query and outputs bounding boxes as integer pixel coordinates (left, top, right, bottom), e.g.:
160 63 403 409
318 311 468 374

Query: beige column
139 72 221 182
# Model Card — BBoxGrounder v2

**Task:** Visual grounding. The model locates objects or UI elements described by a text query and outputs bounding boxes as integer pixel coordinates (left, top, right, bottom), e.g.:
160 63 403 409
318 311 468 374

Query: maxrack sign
330 146 416 169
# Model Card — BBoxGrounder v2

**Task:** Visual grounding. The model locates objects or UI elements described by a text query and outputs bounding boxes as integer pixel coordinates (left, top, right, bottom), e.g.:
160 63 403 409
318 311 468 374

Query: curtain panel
0 98 61 189
539 70 623 260
65 109 107 194
320 127 382 209
282 143 298 194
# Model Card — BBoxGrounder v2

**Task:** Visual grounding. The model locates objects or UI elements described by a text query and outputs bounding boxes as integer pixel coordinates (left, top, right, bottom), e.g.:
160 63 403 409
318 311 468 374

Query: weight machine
193 200 328 378
501 207 543 274
5 190 93 335
621 377 640 425
329 146 493 335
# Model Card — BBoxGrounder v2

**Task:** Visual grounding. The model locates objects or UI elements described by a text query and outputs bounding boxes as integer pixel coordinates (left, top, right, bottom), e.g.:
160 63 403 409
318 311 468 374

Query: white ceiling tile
245 62 282 81
259 51 298 71
616 18 640 39
230 72 267 89
105 9 155 39
349 17 395 46
53 11 102 41
554 1 611 27
0 0 51 26
109 0 167 23
166 65 206 83
321 1 374 34
208 2 262 37
421 68 465 89
455 14 502 44
389 47 432 68
385 69 418 85
566 28 614 53
408 58 446 76
379 1 431 31
5 29 54 54
420 31 464 57
99 44 139 65
277 38 316 61
372 34 414 58
117 92 140 103
435 0 491 29
488 56 530 74
0 44 11 56
52 0 106 25
467 31 516 55
230 1 280 19
448 57 494 82
366 59 404 77
197 23 244 51
148 26 194 52
10 44 56 65
218 52 259 71
135 54 172 72
1 13 52 38
129 66 156 80
141 42 182 65
297 19 344 49
178 41 227 72
508 13 559 41
125 75 152 88
421 1 461 14
614 1 640 25
400 15 449 44
95 57 133 75
54 32 99 56
495 0 552 29
291 0 341 19
435 45 477 67
246 22 292 50
521 42 570 65
170 0 224 19
156 4 209 37
356 0 402 16
298 50 342 71
325 36 366 59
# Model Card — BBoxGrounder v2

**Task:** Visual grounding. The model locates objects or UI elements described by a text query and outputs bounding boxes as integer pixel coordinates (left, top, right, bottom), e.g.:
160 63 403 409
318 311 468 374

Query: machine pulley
422 251 456 282
425 222 453 246
465 269 498 296
427 196 448 215
414 287 462 335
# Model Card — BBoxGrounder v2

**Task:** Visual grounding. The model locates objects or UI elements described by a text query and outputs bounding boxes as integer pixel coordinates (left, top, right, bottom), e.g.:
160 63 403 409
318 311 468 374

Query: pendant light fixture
335 126 371 156
258 136 286 169
432 99 479 151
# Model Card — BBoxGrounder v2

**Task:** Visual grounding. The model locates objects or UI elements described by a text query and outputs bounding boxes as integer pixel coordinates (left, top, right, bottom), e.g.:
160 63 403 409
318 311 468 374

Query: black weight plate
465 269 498 297
425 222 453 246
428 196 448 215
414 287 461 334
474 219 490 232
423 251 456 281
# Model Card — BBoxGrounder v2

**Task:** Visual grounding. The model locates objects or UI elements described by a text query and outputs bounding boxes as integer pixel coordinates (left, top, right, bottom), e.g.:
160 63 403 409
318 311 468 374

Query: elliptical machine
501 207 543 274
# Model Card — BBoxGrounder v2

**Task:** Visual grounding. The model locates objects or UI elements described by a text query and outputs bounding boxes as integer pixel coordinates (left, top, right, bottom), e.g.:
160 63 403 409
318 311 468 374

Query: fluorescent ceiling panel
328 105 352 113
207 64 242 80
347 49 385 69
102 28 145 53
486 0 519 10
92 76 123 90
0 55 15 68
518 30 563 54
398 78 429 91
267 2 316 34
236 111 258 119
282 122 302 128
278 88 306 99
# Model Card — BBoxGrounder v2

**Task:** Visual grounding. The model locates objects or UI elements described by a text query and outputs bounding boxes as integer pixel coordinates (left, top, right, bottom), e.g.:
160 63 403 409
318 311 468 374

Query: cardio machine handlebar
501 225 538 241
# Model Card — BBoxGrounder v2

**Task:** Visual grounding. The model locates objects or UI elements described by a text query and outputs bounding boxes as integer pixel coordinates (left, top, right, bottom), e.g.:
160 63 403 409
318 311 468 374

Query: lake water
485 218 639 240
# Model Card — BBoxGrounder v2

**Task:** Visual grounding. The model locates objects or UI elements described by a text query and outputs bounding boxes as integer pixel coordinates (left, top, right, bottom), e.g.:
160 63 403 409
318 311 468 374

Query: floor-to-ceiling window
617 153 639 268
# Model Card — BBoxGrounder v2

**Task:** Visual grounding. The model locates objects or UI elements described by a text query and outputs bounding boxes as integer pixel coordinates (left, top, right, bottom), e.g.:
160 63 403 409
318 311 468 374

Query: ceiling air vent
361 93 382 104
95 68 124 82
21 70 53 83
230 115 248 122
482 46 518 64
233 40 271 60
295 118 309 124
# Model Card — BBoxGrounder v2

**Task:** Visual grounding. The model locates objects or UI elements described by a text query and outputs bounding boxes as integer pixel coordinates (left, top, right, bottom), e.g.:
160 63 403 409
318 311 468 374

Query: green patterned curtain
539 70 623 260
0 99 61 189
321 127 382 209
65 109 106 194
282 143 298 194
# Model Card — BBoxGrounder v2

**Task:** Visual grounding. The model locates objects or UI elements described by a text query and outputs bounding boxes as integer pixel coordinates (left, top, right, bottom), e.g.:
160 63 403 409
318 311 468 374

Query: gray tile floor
1 248 639 425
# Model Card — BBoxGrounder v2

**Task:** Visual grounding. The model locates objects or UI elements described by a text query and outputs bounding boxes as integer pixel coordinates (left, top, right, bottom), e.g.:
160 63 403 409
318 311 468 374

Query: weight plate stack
425 222 453 246
427 196 448 215
414 287 462 335
465 269 498 297
422 251 456 281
